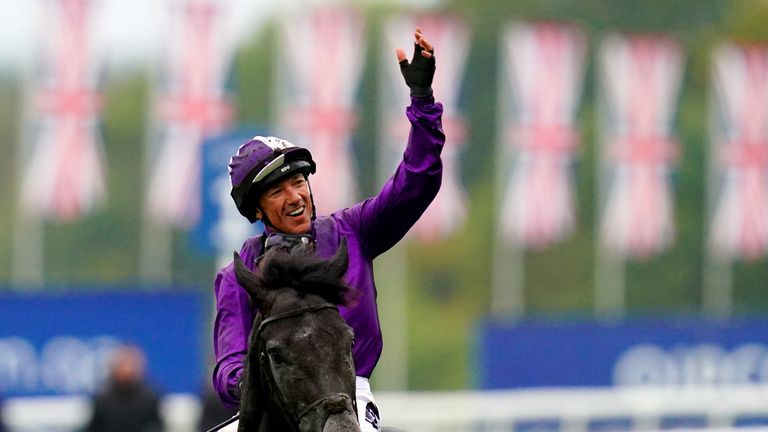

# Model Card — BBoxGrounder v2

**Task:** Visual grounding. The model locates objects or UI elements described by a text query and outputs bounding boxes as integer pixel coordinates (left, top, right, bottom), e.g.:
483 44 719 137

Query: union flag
598 33 684 259
709 43 768 261
20 0 106 222
498 21 587 249
274 7 365 214
145 0 236 228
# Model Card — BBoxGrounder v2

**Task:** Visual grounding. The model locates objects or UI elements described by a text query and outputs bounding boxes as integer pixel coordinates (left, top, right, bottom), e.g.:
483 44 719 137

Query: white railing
5 387 768 431
3 393 200 432
376 386 768 432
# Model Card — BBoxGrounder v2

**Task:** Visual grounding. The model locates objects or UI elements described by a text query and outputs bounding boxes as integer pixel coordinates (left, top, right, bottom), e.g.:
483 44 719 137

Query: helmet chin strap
306 178 317 221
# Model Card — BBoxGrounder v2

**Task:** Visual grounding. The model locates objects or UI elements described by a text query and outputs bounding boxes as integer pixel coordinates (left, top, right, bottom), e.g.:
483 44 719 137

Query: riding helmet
229 136 316 223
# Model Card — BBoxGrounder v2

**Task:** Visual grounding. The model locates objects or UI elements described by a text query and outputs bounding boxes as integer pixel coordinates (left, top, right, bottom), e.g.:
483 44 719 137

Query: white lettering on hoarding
613 343 768 386
0 338 38 392
0 336 120 395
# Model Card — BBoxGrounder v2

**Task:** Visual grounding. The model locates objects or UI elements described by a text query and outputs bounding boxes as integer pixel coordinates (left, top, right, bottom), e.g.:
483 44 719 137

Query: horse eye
267 348 284 364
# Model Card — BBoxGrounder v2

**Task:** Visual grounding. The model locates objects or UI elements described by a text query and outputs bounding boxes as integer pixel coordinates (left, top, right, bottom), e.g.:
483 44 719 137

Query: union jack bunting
146 0 236 227
598 34 683 259
274 7 365 214
20 0 106 222
498 22 587 249
381 14 470 242
709 43 768 261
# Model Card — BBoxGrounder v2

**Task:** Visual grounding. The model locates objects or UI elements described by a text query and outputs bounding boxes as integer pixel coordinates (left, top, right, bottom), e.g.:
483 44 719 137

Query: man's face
256 172 313 234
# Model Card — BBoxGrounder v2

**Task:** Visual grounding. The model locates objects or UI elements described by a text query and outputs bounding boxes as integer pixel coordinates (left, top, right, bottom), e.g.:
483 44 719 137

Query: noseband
256 302 357 430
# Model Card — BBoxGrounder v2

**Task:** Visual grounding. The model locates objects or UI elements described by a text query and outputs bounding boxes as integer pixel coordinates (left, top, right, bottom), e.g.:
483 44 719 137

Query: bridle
255 302 357 431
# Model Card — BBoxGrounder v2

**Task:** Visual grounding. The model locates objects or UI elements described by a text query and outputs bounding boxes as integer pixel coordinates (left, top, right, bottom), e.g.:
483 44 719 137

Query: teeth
288 206 305 216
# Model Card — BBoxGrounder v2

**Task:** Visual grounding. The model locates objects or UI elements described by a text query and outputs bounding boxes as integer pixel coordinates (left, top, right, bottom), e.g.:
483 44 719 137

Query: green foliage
234 23 276 125
0 81 20 282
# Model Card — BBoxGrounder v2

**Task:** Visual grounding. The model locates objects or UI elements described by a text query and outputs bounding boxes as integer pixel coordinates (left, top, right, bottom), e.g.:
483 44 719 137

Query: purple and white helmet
229 136 316 223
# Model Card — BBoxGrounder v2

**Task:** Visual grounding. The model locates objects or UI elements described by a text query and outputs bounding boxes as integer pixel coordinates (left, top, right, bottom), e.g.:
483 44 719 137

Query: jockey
212 28 444 431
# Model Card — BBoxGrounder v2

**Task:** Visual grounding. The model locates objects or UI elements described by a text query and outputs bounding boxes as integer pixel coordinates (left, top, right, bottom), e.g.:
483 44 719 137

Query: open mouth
287 206 305 217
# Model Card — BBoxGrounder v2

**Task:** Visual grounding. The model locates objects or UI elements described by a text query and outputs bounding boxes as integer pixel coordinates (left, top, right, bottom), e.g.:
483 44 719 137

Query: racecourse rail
4 386 768 431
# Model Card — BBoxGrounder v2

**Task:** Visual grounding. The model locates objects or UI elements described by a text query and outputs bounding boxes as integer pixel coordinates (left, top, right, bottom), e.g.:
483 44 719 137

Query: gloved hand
396 29 435 97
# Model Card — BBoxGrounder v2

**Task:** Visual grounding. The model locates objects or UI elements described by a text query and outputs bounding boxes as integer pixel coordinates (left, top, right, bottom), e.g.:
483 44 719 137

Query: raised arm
341 29 445 258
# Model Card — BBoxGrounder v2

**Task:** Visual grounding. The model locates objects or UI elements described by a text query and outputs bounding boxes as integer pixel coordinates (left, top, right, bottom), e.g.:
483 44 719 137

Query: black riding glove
399 43 435 97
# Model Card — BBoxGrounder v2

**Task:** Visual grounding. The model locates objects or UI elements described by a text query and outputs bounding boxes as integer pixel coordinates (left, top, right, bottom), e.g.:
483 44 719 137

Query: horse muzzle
298 393 359 432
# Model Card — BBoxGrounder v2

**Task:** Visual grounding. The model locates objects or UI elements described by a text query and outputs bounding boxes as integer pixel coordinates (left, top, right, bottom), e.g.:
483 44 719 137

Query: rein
256 302 356 430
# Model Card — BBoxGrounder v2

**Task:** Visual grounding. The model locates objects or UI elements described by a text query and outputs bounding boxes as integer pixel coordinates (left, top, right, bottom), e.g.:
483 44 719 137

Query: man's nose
287 186 302 202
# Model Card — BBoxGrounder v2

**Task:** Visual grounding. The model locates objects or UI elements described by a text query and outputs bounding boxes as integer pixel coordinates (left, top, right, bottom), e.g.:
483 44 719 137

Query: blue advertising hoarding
0 291 205 397
478 317 768 389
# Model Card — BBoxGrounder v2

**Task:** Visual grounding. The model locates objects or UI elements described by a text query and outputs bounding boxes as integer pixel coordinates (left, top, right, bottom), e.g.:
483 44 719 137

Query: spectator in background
85 344 163 432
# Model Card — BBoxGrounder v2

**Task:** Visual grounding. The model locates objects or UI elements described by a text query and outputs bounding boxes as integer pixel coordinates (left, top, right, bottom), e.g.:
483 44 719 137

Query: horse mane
256 241 357 307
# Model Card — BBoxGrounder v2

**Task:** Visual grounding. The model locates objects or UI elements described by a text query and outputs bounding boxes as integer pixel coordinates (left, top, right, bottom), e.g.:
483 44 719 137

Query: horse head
234 240 360 432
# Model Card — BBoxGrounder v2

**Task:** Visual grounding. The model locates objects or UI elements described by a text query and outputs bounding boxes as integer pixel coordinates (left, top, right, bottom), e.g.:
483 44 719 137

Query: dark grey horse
233 241 359 431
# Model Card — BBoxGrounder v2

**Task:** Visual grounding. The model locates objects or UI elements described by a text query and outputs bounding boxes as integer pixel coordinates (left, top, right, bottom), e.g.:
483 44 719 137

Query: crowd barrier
3 393 199 432
376 386 768 432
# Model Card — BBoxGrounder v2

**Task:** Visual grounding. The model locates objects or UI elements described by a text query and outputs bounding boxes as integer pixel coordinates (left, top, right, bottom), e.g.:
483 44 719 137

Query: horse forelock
257 247 357 307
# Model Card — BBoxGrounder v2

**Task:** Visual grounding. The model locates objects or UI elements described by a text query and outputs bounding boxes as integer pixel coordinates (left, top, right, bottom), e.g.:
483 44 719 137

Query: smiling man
258 172 312 232
212 28 444 431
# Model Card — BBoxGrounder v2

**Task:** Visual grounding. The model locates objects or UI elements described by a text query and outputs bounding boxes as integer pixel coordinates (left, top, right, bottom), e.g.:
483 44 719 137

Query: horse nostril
323 395 349 414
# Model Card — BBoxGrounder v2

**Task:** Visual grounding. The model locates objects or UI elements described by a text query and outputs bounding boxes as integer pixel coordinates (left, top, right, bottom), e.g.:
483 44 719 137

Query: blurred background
2 0 768 430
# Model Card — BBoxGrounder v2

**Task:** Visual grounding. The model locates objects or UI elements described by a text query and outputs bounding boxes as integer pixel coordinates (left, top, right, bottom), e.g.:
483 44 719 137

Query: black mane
256 241 356 307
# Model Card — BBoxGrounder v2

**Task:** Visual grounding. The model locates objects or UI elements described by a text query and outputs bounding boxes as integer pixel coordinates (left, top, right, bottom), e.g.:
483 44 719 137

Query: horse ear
233 251 263 300
324 238 349 279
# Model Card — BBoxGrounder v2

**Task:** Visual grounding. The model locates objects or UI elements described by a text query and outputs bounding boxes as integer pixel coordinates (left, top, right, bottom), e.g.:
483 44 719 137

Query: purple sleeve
212 262 254 409
352 94 445 257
